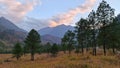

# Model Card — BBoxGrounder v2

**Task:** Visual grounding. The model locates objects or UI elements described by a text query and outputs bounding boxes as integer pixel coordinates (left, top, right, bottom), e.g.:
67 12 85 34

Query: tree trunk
103 25 106 56
103 33 106 56
112 42 115 55
94 47 96 56
112 47 115 54
63 50 66 54
93 48 96 56
17 56 19 60
92 30 97 56
94 37 96 56
103 35 106 56
86 47 88 53
81 44 84 55
86 41 88 53
31 53 34 61
92 48 94 56
31 48 34 61
112 44 115 54
103 44 106 56
86 36 88 53
69 50 71 55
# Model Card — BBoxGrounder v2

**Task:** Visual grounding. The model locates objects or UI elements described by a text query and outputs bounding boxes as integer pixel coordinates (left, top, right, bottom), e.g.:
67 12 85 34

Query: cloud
0 0 39 23
18 0 97 31
18 17 49 31
0 0 97 31
49 0 97 27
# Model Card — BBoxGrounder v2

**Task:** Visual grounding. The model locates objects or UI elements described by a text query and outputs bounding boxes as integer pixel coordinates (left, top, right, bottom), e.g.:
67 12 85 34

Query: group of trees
11 0 120 61
62 0 120 56
12 29 59 61
61 30 75 55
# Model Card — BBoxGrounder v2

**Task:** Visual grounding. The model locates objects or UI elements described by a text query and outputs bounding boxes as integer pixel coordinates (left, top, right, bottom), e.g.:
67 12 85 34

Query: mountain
0 17 74 44
0 17 26 32
0 17 27 44
41 34 61 44
38 24 74 38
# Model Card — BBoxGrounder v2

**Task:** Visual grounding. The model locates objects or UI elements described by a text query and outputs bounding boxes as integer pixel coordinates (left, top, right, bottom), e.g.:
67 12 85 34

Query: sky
0 0 120 31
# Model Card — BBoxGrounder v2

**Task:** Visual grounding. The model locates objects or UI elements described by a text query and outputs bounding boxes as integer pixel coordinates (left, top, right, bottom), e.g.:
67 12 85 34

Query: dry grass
0 52 120 68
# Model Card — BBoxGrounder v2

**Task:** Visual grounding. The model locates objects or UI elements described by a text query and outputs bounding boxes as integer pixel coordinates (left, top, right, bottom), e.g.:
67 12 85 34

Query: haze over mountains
0 17 74 44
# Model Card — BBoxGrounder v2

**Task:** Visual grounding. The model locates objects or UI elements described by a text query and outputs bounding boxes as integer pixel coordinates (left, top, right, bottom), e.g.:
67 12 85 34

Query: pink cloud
49 0 97 27
0 0 39 23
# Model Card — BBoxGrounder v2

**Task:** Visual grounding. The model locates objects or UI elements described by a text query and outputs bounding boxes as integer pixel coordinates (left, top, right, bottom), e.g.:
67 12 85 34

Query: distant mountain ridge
0 17 27 44
0 17 62 44
0 17 26 32
38 24 74 38
41 34 61 44
0 17 74 44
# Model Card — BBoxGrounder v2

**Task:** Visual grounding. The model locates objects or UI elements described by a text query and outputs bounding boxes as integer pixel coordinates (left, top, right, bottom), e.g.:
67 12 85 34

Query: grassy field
0 52 120 68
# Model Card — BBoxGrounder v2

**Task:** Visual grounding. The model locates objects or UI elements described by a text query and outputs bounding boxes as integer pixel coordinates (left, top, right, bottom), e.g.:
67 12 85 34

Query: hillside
38 24 74 38
0 17 62 45
0 17 27 44
41 34 61 44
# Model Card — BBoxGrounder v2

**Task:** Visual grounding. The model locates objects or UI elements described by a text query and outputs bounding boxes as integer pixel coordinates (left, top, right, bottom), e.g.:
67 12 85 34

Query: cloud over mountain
49 0 97 27
0 0 97 31
22 0 97 31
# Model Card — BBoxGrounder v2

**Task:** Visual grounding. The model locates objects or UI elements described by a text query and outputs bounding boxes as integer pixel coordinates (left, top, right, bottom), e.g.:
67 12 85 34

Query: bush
12 42 23 60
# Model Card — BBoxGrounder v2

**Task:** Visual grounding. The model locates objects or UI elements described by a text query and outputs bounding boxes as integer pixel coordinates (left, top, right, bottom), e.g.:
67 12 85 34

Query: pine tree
61 35 68 53
88 10 98 56
24 29 41 61
96 0 115 56
75 18 88 55
63 30 75 55
105 17 120 54
12 42 23 60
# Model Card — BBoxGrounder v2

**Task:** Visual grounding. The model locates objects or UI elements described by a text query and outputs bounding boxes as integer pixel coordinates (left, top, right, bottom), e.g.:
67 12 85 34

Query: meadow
0 51 120 68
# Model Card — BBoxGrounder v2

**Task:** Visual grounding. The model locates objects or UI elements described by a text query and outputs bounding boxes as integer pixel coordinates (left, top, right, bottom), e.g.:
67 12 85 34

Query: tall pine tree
88 10 98 56
61 35 68 53
96 0 114 55
62 30 75 55
24 29 41 61
75 18 88 55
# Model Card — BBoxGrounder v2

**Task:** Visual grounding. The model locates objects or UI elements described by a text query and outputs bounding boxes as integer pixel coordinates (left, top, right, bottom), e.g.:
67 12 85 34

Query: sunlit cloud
49 0 97 27
18 17 49 31
0 0 39 23
0 0 97 31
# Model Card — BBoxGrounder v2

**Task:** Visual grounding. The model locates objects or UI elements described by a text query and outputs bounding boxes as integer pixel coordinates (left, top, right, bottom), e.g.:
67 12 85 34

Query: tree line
2 0 120 61
62 0 120 56
12 29 60 61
